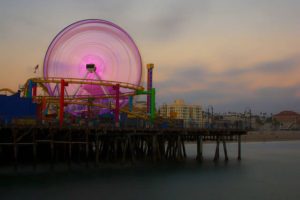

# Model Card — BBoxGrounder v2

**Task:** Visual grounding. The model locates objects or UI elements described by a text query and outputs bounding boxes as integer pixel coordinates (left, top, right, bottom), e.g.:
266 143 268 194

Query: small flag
34 65 39 73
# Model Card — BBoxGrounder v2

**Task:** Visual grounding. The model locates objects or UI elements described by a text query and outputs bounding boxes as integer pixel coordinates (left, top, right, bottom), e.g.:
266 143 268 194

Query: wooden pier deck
0 126 247 169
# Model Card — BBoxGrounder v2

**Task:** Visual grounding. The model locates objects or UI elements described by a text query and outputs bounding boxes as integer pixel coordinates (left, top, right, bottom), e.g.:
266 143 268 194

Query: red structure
59 79 68 127
113 84 120 127
32 84 37 98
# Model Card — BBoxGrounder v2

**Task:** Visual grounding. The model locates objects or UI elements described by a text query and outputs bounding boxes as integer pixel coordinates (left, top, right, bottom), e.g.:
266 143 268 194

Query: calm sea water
1 141 300 200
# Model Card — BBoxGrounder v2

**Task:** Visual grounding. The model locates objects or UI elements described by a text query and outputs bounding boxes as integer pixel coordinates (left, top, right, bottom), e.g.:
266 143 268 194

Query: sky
0 0 299 114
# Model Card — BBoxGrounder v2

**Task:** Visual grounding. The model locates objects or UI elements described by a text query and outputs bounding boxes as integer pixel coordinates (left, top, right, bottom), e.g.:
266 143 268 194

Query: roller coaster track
23 77 149 120
46 99 149 120
0 88 16 95
29 77 144 91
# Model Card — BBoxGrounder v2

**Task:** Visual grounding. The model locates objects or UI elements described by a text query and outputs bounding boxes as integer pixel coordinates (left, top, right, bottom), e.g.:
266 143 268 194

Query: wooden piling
13 129 18 171
177 135 182 161
152 134 158 162
214 136 220 162
50 129 54 170
85 129 89 167
128 135 135 163
95 132 100 166
114 138 118 162
238 135 241 160
181 138 187 158
222 137 228 161
33 129 37 170
122 136 128 163
196 135 203 161
68 130 72 167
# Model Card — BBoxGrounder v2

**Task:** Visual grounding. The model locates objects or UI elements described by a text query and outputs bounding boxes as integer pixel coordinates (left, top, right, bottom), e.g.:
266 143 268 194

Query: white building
158 99 203 128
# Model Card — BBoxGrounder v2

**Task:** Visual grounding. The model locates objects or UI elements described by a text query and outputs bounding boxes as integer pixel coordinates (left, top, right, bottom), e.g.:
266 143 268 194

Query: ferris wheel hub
86 64 96 73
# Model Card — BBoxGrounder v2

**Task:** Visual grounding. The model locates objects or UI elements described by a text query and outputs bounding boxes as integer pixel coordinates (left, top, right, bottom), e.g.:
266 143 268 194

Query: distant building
214 112 246 129
273 111 300 130
158 99 203 128
223 112 244 123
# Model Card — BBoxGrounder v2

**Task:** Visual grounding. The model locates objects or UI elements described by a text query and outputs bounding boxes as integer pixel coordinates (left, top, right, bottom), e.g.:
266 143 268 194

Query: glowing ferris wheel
43 19 142 114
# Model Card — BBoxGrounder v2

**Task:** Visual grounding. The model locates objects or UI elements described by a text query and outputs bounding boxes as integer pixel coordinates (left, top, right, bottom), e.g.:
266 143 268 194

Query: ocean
1 141 300 200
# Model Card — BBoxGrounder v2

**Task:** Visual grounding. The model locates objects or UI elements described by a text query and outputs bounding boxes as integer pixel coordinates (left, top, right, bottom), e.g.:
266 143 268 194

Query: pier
0 126 246 169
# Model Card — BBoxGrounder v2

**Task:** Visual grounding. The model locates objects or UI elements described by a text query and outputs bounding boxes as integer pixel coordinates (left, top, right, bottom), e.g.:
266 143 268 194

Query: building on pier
0 91 37 124
158 99 203 128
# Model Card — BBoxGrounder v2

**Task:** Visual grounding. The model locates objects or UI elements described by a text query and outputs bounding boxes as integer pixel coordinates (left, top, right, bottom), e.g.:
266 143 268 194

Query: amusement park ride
1 19 156 127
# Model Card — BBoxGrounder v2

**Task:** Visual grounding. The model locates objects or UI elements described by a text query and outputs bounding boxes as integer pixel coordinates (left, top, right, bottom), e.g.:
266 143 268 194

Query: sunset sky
0 0 299 114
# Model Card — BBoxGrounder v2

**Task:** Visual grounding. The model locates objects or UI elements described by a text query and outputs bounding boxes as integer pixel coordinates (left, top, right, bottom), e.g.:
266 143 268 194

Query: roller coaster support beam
26 80 33 98
150 88 156 123
113 84 120 127
136 88 156 123
41 97 47 122
147 63 154 114
129 96 133 112
32 83 37 98
59 79 68 127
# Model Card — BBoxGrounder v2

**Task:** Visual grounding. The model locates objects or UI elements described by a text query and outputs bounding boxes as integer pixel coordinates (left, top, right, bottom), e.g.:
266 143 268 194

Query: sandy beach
242 131 300 142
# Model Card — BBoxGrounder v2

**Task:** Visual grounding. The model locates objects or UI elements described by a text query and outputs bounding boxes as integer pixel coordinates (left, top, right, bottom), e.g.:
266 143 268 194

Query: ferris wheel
43 19 142 114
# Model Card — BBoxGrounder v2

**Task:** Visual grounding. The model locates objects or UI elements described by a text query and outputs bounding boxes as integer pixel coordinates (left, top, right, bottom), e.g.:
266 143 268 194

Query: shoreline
242 130 300 142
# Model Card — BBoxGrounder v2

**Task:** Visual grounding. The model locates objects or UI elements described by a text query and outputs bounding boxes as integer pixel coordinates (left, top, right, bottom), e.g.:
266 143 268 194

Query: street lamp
201 111 204 128
244 107 252 130
207 105 214 128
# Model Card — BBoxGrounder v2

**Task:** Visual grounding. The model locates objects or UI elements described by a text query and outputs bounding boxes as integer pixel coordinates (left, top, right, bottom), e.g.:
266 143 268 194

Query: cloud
156 56 300 113
155 65 209 94
128 0 209 41
224 56 300 77
217 86 300 114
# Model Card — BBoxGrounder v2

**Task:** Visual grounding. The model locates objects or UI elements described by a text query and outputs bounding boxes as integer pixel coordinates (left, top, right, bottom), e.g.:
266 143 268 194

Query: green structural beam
136 90 150 95
26 80 33 98
136 88 156 123
150 88 156 123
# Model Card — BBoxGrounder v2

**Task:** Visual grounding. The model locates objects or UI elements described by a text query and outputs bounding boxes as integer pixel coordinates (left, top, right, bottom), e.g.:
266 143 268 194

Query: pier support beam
95 132 100 166
85 129 89 167
122 136 128 163
33 129 37 170
68 130 72 168
196 135 203 161
13 129 18 171
176 135 184 161
222 137 228 161
50 130 55 170
152 135 158 162
238 135 241 160
128 135 136 163
214 136 220 162
182 138 187 158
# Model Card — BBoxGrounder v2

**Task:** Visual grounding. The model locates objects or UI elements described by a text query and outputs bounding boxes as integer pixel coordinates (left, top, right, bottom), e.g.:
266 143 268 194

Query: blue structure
0 91 37 124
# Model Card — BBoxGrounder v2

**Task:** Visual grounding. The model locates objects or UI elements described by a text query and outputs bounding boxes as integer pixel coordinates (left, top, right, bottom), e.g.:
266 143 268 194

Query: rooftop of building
273 111 300 117
160 99 202 108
